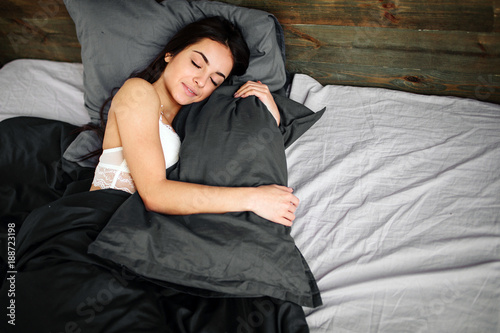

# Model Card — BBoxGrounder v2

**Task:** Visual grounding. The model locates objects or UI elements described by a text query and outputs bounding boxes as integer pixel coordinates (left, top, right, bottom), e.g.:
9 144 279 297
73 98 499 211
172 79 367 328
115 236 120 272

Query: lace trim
161 122 174 132
160 112 177 133
92 164 136 194
91 115 178 194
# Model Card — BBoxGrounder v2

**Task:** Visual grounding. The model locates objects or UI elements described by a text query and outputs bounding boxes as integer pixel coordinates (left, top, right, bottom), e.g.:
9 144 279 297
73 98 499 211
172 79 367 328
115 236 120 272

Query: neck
161 107 177 125
153 77 180 124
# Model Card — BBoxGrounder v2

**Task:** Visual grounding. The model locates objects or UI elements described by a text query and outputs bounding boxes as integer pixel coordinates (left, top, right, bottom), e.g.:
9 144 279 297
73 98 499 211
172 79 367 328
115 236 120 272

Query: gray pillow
88 86 324 308
63 0 287 123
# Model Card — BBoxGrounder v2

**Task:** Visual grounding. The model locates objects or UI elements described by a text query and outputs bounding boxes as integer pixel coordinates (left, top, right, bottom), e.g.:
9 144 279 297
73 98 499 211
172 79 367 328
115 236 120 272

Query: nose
194 73 208 88
194 78 204 88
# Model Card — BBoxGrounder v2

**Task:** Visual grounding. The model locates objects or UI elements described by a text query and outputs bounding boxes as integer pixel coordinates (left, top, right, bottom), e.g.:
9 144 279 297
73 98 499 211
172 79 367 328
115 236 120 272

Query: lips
182 83 198 97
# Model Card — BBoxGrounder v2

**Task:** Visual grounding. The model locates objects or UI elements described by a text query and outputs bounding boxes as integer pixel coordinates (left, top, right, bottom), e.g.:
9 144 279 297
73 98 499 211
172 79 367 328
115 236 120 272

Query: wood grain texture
0 0 81 64
218 0 495 32
218 0 500 104
0 0 499 103
284 24 500 102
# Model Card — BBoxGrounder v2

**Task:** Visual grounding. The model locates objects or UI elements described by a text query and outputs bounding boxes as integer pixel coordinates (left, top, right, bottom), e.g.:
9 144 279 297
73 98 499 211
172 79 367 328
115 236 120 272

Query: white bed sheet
287 74 500 333
2 60 499 332
0 59 90 125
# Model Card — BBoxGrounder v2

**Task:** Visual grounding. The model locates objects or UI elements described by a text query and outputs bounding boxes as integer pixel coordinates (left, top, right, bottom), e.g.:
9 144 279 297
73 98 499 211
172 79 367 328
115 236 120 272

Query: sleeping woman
1 16 314 333
90 16 299 226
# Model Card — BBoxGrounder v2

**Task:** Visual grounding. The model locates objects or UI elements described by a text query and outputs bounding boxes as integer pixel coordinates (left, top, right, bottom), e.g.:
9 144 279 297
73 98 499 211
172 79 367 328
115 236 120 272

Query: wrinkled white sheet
0 59 90 125
287 74 500 333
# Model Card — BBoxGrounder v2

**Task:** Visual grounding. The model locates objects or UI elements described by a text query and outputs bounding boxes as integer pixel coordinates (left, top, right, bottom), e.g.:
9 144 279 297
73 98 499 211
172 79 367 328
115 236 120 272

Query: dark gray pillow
88 86 324 308
63 0 287 123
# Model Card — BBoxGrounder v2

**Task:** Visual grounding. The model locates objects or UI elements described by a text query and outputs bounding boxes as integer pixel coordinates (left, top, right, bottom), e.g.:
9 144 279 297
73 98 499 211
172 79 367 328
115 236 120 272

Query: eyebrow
194 50 227 80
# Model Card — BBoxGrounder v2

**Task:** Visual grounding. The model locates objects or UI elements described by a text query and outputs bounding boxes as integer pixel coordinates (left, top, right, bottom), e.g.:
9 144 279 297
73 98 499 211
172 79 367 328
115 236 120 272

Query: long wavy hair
81 16 250 161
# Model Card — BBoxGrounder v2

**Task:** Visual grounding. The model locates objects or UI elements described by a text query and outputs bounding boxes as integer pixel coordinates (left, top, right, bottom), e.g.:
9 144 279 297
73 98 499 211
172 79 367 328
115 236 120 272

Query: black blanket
1 189 309 332
0 117 94 272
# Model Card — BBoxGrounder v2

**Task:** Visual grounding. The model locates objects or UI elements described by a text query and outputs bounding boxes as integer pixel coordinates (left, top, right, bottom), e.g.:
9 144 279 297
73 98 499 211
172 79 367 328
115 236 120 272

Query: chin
178 98 198 106
180 95 206 106
173 94 195 106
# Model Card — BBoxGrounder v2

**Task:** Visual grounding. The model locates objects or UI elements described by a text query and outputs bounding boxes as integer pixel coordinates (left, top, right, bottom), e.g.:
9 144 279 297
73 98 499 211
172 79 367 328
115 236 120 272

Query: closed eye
192 60 219 86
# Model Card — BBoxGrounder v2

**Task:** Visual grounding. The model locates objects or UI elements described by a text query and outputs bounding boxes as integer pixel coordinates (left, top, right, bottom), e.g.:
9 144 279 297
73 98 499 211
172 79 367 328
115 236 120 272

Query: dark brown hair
133 16 249 83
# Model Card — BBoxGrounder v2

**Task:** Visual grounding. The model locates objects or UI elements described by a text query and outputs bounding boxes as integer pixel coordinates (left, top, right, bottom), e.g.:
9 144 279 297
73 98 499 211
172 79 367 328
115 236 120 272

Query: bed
1 0 500 332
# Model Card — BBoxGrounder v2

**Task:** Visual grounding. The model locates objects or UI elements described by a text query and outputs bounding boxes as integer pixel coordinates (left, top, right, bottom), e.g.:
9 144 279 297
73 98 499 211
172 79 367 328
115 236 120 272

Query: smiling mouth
183 83 198 97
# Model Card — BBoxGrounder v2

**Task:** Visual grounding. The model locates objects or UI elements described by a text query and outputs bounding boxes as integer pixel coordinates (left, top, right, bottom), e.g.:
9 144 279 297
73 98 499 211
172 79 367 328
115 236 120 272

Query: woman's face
161 38 234 108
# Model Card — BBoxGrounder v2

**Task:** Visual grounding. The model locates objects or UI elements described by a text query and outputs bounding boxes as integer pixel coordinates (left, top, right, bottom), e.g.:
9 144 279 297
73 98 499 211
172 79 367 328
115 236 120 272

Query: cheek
200 86 218 99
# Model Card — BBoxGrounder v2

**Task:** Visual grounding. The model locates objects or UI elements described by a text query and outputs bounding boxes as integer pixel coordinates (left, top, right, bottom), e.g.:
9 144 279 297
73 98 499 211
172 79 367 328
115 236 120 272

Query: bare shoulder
112 78 160 112
121 77 154 91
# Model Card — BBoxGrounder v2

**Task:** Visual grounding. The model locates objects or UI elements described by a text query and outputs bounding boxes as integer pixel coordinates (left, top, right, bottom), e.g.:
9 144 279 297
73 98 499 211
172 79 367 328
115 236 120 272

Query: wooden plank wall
0 0 81 64
218 0 500 104
0 0 499 103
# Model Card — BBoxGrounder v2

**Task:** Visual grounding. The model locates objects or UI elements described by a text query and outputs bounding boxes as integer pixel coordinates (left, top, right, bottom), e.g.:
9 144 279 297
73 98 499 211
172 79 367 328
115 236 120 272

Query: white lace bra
92 117 181 194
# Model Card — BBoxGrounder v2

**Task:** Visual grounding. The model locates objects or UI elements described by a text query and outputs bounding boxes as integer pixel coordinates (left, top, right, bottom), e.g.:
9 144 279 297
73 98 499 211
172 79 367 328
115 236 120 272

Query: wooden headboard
1 0 499 104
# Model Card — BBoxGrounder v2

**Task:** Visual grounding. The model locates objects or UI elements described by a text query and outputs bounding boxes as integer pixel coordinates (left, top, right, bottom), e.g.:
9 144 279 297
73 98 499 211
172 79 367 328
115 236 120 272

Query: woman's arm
233 81 280 125
108 79 298 226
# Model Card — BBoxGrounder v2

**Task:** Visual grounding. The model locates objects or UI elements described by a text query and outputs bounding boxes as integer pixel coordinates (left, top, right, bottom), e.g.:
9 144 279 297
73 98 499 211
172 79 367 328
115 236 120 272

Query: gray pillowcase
63 0 287 124
88 86 324 308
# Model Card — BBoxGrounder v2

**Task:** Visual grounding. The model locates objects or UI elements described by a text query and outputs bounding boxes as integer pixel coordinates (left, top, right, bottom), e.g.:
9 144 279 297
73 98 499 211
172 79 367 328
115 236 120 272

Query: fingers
234 80 280 126
275 185 299 217
277 209 295 227
284 189 300 208
253 184 300 227
272 184 300 209
233 80 270 98
276 215 293 227
277 198 298 227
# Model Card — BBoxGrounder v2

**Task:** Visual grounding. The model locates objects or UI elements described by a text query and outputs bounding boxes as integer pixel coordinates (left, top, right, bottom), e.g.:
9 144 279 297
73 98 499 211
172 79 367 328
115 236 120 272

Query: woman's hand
234 81 280 125
247 185 299 226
